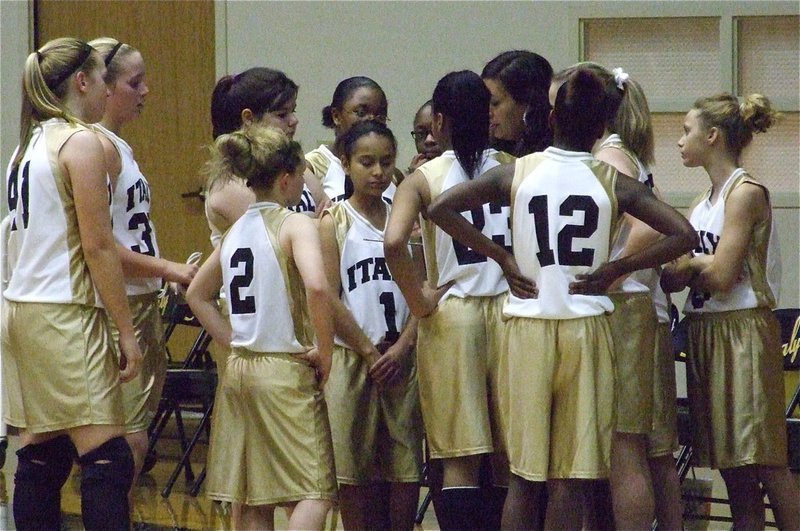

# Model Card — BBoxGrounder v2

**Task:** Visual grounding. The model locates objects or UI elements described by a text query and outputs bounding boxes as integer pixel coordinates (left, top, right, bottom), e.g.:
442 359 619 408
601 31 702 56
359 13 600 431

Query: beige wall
0 0 31 196
217 0 798 307
1 0 797 306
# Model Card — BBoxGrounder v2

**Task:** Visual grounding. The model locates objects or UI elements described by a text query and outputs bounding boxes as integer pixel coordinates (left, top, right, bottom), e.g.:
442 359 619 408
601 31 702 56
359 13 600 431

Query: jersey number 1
379 291 400 343
528 194 599 267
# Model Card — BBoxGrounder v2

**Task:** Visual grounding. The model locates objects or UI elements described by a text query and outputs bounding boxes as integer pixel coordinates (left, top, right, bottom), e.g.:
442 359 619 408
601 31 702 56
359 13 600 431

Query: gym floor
0 431 794 529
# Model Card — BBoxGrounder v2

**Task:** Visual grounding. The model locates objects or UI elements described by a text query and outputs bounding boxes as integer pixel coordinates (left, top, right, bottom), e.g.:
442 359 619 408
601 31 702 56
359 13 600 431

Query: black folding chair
146 289 217 497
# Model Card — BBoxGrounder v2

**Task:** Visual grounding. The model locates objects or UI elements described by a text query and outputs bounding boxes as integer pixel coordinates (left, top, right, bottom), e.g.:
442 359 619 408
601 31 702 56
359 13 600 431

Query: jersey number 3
528 194 599 267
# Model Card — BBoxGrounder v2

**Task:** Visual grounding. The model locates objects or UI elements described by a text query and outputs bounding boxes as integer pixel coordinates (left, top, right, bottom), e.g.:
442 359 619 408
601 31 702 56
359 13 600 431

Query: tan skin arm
186 246 231 347
426 163 538 299
205 178 255 234
570 175 698 295
318 212 381 363
97 132 198 284
98 132 122 190
63 131 141 382
384 171 452 316
689 182 767 294
282 213 334 386
595 146 664 290
114 245 198 284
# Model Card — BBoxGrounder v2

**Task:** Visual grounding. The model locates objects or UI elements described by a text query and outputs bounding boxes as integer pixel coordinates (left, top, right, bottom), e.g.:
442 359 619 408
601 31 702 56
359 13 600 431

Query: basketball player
427 68 696 530
662 92 800 530
551 62 684 529
306 76 401 203
320 121 423 531
206 67 325 246
186 124 336 530
481 50 553 156
3 37 142 530
407 100 442 174
90 37 198 497
384 70 515 530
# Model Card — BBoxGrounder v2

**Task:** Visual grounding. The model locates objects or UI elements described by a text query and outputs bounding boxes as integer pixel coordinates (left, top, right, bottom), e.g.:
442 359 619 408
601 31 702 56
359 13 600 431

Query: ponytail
432 70 490 179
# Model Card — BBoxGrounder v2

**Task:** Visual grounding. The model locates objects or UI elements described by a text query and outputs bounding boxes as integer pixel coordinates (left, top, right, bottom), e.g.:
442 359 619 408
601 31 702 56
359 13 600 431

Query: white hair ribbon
612 67 629 90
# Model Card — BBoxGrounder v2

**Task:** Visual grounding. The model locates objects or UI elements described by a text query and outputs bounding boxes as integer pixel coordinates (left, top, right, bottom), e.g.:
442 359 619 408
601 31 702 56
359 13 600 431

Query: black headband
104 41 124 67
44 42 94 91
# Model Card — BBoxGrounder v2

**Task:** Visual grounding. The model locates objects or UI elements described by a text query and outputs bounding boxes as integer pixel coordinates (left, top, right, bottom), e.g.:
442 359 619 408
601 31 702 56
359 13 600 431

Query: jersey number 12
528 194 599 267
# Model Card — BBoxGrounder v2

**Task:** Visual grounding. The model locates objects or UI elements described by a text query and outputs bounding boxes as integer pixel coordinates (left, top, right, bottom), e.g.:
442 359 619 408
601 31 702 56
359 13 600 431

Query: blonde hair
612 77 654 167
554 62 654 166
88 37 138 85
206 124 303 191
15 37 101 170
693 93 778 158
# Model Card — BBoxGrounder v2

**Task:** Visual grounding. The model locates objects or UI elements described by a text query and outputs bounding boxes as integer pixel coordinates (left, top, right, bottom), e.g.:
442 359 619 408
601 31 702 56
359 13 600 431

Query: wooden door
36 0 216 359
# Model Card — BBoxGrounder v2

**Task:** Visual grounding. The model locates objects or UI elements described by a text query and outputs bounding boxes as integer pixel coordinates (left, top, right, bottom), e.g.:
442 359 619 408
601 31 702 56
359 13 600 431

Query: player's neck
552 138 591 153
704 152 738 200
253 188 287 207
100 116 124 135
349 193 387 228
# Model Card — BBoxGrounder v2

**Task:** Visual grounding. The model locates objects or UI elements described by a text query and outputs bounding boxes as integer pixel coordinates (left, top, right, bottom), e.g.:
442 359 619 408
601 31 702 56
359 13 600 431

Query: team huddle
2 35 798 531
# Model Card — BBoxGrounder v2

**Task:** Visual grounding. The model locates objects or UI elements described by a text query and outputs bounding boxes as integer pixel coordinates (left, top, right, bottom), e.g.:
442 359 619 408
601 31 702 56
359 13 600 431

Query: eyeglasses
411 129 432 142
347 108 389 123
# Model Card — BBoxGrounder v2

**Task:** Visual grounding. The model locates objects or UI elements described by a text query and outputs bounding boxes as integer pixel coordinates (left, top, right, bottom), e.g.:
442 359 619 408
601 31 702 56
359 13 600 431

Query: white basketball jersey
683 168 781 314
599 134 669 322
4 119 110 306
96 124 162 295
504 148 619 319
326 201 410 348
220 202 313 352
306 144 396 204
419 149 516 300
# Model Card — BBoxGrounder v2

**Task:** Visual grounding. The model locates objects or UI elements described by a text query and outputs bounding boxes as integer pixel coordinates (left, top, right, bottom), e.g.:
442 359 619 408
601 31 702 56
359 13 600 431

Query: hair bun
740 93 777 134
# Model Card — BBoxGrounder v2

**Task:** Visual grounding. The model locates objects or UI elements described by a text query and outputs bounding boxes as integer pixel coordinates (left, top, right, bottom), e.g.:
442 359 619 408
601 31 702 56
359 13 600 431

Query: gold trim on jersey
586 158 621 252
305 146 332 183
260 207 315 346
418 156 457 288
46 121 98 306
723 173 777 309
323 201 355 255
598 140 641 247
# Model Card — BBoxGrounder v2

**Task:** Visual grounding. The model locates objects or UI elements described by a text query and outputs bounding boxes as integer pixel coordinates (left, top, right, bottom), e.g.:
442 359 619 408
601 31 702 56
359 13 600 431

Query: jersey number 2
230 248 255 314
528 194 599 267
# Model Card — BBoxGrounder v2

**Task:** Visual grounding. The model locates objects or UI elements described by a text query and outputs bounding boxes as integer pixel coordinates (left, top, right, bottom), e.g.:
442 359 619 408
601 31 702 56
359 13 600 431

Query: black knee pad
78 436 134 531
14 435 76 531
16 434 75 486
